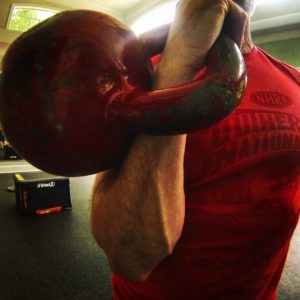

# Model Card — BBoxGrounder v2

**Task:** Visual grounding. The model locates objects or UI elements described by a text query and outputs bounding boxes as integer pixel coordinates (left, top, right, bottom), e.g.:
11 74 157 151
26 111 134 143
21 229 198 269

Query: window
131 1 177 36
7 4 60 32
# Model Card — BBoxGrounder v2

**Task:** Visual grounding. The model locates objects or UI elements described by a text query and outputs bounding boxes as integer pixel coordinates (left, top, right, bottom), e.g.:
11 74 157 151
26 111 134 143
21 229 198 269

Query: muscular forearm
91 133 186 282
90 52 198 282
91 0 247 283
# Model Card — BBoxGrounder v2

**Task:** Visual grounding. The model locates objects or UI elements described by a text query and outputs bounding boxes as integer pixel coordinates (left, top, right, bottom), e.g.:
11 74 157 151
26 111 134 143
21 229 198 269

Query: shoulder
256 47 300 84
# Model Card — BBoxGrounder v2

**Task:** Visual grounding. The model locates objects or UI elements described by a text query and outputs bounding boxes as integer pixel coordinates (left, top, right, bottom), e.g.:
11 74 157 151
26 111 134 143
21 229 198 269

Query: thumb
222 0 248 48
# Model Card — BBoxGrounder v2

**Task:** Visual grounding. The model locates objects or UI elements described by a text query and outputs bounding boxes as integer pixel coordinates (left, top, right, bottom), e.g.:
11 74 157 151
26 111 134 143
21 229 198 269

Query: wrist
153 44 207 89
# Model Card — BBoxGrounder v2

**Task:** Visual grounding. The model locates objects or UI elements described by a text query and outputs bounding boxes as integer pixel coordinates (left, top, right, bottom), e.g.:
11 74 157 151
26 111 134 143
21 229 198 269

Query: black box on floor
14 172 72 215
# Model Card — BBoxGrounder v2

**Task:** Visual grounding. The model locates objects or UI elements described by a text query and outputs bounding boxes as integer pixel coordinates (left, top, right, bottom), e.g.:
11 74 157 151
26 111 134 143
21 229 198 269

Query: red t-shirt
112 46 300 299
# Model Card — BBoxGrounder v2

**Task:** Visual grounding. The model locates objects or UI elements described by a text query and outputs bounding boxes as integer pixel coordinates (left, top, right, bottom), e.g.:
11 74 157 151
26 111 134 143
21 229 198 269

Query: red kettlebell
0 10 246 176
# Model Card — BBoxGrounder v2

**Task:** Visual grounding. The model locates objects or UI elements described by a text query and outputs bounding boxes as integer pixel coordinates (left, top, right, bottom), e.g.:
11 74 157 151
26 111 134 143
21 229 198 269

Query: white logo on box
37 182 56 188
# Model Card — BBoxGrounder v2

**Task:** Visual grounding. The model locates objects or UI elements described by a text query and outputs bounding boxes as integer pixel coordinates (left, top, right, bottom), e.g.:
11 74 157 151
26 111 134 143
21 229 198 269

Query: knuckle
208 0 230 16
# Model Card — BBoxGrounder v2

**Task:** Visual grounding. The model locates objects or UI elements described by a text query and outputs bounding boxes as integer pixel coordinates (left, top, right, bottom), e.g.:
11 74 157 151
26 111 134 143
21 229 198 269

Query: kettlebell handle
109 23 246 134
107 36 246 135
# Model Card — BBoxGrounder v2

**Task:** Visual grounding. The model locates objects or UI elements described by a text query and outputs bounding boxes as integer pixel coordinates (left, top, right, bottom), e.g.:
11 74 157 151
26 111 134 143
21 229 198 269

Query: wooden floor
0 155 299 299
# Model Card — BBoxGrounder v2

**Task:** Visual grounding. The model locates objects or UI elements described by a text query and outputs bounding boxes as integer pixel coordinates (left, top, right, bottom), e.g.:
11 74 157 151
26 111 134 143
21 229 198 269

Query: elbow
107 245 175 283
108 258 155 283
111 264 152 283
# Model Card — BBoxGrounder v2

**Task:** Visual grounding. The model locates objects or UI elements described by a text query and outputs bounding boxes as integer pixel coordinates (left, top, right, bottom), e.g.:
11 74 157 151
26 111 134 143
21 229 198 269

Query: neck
241 19 254 54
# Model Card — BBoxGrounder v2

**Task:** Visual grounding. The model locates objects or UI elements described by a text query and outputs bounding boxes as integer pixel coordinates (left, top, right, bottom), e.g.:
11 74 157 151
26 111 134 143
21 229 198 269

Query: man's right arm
90 53 195 282
90 0 247 283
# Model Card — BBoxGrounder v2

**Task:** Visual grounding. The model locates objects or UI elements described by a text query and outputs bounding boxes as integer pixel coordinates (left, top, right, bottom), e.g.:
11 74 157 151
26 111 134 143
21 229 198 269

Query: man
91 0 300 299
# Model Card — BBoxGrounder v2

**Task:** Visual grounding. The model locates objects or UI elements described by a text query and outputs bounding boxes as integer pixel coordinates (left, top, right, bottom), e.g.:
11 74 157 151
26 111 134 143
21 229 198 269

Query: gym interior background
0 0 300 299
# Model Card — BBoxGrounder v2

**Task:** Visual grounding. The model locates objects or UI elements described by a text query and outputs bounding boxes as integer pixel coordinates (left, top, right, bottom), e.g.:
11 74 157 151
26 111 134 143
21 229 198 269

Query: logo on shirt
250 91 292 108
203 109 300 181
